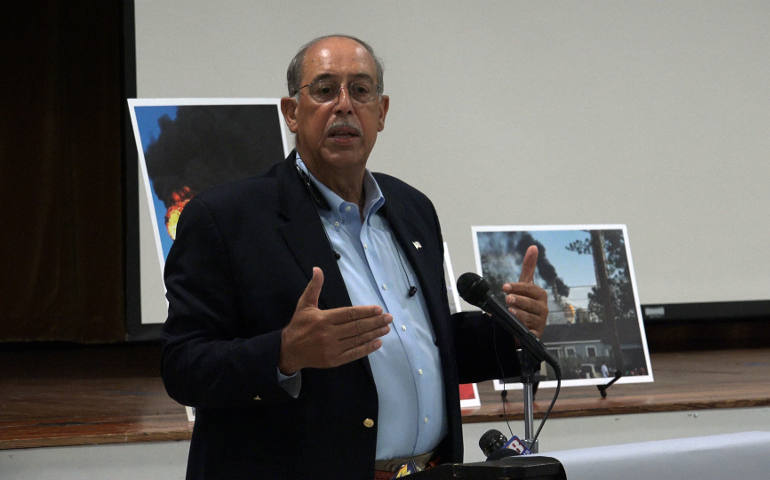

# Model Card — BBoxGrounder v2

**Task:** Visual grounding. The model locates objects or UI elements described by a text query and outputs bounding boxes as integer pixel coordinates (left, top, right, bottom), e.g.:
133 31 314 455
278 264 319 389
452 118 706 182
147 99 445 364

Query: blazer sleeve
161 197 296 409
451 310 521 383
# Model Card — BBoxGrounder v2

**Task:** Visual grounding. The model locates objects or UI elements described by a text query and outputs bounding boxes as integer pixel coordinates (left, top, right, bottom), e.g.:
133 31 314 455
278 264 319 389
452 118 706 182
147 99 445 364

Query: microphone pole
518 350 540 453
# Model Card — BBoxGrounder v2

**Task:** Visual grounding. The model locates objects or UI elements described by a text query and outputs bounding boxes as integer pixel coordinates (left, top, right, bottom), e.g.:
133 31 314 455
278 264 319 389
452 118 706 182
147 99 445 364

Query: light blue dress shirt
297 156 447 459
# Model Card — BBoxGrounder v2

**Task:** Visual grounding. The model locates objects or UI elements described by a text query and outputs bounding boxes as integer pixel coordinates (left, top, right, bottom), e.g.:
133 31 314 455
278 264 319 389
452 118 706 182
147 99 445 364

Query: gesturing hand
278 267 392 375
502 245 548 338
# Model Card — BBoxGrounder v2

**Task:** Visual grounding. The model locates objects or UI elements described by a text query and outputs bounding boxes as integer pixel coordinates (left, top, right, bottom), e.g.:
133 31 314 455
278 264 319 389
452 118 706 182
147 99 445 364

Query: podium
408 456 566 479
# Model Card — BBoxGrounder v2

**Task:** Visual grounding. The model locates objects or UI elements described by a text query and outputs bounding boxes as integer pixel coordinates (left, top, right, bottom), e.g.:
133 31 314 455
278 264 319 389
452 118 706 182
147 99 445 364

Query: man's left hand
502 245 548 338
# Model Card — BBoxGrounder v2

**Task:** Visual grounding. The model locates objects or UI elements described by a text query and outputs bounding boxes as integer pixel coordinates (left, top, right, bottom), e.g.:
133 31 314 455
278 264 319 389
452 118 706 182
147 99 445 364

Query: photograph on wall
128 98 289 270
444 242 481 408
472 225 653 389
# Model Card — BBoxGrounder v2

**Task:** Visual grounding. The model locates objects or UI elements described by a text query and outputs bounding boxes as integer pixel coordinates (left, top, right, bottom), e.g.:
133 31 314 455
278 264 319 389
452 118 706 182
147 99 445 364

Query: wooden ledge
2 344 768 449
462 348 770 422
0 343 192 449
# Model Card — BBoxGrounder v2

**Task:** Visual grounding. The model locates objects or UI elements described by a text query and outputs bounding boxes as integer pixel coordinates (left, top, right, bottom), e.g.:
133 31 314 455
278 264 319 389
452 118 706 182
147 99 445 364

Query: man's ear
281 97 299 133
377 95 389 132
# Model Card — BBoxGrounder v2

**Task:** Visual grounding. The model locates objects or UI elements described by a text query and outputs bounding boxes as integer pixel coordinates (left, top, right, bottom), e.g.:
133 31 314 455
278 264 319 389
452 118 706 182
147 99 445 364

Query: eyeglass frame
293 76 383 104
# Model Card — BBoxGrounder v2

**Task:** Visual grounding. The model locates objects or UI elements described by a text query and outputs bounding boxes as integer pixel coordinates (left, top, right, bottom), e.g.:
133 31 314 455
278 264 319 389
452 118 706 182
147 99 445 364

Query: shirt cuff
277 367 302 398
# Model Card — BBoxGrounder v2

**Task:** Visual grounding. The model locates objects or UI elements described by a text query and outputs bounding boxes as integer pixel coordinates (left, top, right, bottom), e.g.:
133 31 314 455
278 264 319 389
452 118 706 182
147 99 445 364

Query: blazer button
363 418 375 428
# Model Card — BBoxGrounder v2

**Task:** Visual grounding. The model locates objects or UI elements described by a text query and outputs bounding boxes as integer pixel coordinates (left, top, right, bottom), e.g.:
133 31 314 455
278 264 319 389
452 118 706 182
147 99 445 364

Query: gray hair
286 34 384 97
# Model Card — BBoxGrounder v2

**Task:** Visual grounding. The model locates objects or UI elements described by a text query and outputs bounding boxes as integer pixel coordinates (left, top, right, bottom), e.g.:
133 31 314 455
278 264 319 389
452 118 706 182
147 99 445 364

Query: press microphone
479 429 530 460
456 272 557 367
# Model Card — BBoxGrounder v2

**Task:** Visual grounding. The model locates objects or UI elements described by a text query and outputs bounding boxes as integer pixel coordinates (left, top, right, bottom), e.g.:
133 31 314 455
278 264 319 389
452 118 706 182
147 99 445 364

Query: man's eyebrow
309 72 375 83
310 73 337 83
349 73 375 82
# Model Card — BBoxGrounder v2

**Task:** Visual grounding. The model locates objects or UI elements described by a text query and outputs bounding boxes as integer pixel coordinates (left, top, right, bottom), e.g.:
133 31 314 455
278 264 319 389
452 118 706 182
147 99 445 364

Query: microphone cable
532 366 560 447
491 325 516 440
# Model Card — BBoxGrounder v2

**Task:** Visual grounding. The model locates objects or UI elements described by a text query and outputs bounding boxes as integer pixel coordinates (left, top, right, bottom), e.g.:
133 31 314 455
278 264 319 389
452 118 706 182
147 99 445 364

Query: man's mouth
327 124 361 139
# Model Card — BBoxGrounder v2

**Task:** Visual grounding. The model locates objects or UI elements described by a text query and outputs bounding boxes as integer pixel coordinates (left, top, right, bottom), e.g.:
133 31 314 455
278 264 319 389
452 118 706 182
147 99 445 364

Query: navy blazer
161 151 520 479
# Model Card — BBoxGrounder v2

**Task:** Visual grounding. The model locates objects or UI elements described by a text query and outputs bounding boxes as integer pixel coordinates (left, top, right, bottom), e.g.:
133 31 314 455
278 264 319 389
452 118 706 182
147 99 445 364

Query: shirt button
333 221 340 228
382 284 388 291
417 369 423 375
363 418 375 428
401 324 407 331
363 243 368 249
424 417 429 424
345 205 352 212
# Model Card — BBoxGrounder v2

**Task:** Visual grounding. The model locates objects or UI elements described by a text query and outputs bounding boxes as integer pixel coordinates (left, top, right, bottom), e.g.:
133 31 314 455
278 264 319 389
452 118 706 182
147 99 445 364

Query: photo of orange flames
165 186 194 240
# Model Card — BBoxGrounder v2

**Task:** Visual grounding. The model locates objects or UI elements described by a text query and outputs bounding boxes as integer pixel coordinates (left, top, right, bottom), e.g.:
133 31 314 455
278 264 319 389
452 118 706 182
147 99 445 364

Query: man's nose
334 85 354 114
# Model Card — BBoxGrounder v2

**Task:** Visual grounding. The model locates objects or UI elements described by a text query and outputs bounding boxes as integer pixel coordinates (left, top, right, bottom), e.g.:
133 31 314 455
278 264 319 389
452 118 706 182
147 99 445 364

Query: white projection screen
129 1 769 329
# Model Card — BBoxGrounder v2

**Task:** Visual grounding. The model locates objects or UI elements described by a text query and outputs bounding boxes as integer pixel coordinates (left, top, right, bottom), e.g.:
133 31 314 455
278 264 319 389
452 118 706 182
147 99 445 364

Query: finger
338 314 393 339
338 323 391 351
296 267 324 310
503 282 547 300
518 245 539 283
506 304 545 334
506 294 547 318
337 338 385 366
325 305 384 325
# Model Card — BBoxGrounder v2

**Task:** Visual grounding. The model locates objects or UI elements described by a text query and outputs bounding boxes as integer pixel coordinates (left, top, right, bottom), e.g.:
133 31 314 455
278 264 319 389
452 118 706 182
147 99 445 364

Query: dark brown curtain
0 2 125 341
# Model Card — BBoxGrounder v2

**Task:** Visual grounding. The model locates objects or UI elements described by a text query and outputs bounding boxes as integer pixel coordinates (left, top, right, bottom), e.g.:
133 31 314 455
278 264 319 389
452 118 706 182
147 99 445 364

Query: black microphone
456 272 557 367
479 429 527 460
479 429 510 457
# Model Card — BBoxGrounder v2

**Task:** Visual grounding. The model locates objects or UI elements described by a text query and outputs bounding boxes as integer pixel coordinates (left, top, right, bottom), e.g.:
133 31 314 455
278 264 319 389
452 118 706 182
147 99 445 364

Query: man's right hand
278 267 392 375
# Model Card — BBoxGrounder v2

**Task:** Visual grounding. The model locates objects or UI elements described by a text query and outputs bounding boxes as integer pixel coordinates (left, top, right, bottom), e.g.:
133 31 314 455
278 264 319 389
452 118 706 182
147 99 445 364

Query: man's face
281 37 389 176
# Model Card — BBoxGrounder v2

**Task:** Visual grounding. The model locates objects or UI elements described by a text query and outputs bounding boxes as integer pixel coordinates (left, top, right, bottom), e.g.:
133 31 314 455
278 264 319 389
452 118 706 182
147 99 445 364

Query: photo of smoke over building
129 100 287 263
472 225 653 389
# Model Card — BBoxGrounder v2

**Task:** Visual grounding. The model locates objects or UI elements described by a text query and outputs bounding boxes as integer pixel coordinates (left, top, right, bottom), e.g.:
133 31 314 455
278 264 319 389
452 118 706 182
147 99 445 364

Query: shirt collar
296 153 385 220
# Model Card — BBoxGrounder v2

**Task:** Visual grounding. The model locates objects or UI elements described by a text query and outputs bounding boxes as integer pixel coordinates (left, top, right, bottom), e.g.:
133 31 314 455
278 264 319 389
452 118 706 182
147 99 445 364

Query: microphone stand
517 349 542 453
457 273 562 456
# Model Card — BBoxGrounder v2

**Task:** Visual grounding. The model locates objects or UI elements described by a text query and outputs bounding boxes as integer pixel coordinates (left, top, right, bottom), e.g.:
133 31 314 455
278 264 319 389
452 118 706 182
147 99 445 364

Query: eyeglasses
297 78 380 104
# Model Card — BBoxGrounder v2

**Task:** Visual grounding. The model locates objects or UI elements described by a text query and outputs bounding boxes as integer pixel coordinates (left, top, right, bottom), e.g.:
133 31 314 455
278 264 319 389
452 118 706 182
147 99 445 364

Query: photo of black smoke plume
144 104 284 214
477 230 570 302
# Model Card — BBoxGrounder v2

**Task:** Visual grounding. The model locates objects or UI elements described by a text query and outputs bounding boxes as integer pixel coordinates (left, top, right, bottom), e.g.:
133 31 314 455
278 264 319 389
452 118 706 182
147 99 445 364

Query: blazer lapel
379 190 447 343
275 153 351 310
276 154 375 382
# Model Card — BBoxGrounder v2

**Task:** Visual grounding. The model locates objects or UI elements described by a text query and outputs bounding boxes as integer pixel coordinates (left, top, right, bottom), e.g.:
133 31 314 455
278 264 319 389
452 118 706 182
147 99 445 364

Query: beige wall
134 0 770 324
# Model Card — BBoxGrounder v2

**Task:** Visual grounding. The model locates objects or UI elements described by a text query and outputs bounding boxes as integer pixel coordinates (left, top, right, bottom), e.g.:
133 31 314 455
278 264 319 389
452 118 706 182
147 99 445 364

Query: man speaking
161 34 548 479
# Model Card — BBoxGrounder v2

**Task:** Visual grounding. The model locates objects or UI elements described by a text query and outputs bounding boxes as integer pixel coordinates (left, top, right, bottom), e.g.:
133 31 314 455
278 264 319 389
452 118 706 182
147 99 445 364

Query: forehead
301 37 377 81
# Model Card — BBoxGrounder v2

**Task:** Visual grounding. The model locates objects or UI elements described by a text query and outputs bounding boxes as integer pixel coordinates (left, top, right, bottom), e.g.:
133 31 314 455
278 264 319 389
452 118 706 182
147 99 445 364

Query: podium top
407 455 566 480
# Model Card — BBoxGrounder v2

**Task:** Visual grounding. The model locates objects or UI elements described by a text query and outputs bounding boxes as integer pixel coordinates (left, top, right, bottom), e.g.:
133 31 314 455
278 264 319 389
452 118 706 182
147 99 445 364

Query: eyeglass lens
308 80 377 103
